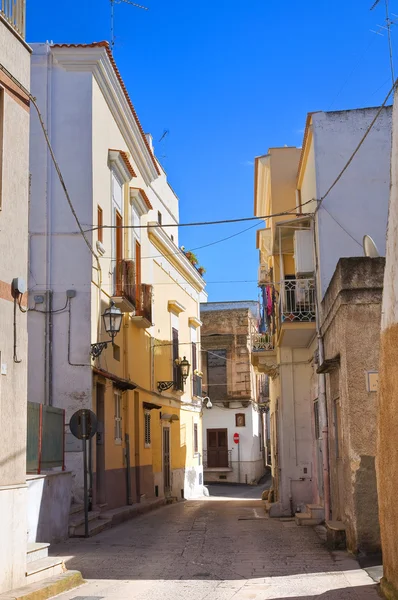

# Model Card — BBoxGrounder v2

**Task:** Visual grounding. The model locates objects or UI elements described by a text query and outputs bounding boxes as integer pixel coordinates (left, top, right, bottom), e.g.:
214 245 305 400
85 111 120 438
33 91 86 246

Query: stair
26 542 65 585
295 503 325 526
68 509 101 536
72 517 112 538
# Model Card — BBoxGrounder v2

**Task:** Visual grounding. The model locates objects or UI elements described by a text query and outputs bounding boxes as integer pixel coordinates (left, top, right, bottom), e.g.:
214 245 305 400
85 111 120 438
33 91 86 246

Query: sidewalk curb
0 570 84 600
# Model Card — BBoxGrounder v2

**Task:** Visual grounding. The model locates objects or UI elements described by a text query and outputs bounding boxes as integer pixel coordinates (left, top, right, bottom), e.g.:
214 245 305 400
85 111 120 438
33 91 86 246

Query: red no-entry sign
233 432 240 444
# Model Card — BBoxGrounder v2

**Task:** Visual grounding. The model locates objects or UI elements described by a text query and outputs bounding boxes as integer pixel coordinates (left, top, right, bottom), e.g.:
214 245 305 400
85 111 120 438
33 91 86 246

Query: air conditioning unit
294 230 314 277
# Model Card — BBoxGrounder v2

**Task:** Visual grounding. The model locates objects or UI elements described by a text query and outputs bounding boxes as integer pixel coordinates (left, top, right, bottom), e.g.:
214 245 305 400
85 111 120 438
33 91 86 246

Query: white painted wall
312 108 392 298
202 403 264 484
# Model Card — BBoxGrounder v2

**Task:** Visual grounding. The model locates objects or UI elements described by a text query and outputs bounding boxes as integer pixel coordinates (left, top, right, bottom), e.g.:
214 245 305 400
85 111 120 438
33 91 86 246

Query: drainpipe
312 219 330 522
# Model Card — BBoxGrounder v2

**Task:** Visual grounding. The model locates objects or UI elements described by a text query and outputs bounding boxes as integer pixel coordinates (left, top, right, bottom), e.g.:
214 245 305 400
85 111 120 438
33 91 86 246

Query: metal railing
114 259 136 308
1 0 25 37
135 283 153 323
203 449 233 469
251 331 274 351
279 278 316 323
27 402 65 473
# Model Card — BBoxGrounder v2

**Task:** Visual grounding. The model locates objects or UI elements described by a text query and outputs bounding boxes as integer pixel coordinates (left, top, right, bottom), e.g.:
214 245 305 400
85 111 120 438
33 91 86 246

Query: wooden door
96 383 106 505
163 427 171 493
207 428 228 468
135 240 141 308
115 212 123 294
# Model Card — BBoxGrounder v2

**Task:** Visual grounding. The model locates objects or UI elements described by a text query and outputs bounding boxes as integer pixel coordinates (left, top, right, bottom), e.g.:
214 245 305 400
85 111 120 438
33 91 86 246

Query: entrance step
69 502 84 515
0 570 83 600
72 517 113 538
26 542 49 564
26 557 65 585
295 512 323 526
326 520 347 550
306 504 325 521
68 510 101 537
166 496 178 505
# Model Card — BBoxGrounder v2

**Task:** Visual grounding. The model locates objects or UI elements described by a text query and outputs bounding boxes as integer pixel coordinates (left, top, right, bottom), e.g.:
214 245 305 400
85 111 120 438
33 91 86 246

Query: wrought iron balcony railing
203 449 233 469
279 278 316 323
1 0 25 37
251 332 274 352
114 259 136 311
135 283 153 324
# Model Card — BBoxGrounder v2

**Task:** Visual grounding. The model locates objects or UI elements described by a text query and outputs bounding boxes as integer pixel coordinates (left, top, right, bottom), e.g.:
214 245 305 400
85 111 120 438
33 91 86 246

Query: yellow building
252 147 318 518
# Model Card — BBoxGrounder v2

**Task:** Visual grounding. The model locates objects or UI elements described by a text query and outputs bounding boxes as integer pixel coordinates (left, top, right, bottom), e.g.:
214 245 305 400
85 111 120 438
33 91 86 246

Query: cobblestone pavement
50 489 381 600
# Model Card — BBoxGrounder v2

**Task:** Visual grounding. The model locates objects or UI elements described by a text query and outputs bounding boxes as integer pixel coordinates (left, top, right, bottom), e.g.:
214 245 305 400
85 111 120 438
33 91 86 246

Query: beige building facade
0 4 31 593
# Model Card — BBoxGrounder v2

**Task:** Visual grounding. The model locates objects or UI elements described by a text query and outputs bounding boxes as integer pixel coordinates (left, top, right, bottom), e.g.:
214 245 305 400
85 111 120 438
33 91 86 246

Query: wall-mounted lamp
157 356 191 393
202 396 212 409
90 301 123 358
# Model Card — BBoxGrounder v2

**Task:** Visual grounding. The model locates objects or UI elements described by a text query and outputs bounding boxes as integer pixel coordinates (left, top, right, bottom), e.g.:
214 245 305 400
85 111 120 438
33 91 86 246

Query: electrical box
294 230 314 277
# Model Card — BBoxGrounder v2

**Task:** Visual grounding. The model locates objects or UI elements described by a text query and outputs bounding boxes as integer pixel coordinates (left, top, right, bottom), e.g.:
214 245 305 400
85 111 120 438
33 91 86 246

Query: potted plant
184 250 199 266
197 266 206 276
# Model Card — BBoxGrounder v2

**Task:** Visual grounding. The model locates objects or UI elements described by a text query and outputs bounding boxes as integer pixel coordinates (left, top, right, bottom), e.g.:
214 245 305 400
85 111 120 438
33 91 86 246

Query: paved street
50 485 380 600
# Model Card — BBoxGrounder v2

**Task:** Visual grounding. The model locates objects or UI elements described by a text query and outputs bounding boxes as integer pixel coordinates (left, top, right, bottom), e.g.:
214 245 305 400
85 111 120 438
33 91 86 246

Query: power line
321 205 363 248
84 200 315 232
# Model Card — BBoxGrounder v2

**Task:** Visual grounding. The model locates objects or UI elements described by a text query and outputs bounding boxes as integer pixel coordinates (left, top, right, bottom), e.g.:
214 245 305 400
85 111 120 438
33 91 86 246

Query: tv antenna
110 0 148 49
370 0 397 85
158 129 169 162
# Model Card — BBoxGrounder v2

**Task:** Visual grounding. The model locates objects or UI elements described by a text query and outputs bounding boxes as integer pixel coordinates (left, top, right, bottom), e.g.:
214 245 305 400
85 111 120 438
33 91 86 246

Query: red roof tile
131 187 153 210
52 41 161 176
109 148 137 178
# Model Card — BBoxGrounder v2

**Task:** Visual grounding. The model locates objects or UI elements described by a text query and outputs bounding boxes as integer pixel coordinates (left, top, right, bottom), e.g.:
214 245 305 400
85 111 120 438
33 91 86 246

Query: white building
200 302 266 485
0 3 30 593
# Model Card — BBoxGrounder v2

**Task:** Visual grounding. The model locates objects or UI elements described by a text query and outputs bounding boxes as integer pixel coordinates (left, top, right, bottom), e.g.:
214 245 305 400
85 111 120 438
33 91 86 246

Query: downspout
312 218 330 522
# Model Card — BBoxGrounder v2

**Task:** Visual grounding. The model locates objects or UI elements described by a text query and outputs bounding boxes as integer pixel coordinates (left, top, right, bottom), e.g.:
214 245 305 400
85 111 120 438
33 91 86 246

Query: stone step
68 510 101 536
306 504 325 520
26 542 49 563
295 512 323 526
69 502 84 516
26 557 64 585
0 570 83 600
72 517 112 538
326 520 347 550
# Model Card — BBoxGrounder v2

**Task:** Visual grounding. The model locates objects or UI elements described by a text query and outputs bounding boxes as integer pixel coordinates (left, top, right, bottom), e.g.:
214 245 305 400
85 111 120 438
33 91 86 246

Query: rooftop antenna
110 0 148 50
371 0 396 85
158 129 169 163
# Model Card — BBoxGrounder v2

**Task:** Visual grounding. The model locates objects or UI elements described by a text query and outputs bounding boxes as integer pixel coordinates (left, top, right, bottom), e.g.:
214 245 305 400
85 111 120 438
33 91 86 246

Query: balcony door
115 211 123 295
207 428 228 468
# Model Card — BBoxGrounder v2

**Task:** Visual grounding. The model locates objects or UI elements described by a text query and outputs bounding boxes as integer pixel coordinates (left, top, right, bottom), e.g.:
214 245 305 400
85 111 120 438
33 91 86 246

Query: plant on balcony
184 250 199 266
197 266 206 276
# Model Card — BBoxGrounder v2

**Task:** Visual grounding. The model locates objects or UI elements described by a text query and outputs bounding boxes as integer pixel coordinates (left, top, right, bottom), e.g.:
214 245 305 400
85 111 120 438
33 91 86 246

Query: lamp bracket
90 341 109 358
157 381 175 393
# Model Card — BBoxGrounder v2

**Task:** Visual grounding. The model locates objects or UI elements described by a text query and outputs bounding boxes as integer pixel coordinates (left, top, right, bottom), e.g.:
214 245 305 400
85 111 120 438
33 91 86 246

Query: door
207 428 228 468
115 212 123 294
163 427 171 494
96 383 106 505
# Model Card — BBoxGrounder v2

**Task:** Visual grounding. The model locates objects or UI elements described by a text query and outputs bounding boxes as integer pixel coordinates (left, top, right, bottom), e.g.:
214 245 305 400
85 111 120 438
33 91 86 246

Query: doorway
207 428 228 468
96 383 106 505
163 427 171 494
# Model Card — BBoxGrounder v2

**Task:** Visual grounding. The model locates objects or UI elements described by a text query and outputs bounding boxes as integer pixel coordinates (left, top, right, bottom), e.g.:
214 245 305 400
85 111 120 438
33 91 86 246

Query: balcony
131 283 153 328
112 259 136 313
1 0 26 37
278 278 316 347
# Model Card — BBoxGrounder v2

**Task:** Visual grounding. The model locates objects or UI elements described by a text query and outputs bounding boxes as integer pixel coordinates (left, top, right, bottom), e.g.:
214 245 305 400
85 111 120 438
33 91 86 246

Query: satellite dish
363 235 380 258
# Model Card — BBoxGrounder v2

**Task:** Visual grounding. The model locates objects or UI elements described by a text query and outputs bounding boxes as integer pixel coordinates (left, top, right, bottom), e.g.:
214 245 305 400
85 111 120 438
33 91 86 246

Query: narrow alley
48 486 380 600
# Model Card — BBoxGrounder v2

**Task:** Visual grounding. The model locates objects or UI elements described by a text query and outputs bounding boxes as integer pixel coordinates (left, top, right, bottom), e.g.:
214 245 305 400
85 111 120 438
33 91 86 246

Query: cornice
168 300 186 315
130 187 152 215
108 150 133 183
188 316 202 328
148 222 206 292
51 46 159 185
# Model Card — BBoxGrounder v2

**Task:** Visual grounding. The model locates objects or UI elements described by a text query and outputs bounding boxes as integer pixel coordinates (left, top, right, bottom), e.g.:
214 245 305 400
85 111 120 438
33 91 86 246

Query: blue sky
27 0 395 302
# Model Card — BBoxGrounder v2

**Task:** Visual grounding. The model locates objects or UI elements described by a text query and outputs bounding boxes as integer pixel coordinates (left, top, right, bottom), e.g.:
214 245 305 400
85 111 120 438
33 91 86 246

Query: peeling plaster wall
321 257 384 554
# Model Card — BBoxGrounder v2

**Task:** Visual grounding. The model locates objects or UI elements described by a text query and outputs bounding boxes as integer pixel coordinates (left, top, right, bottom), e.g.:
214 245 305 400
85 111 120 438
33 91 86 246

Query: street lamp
157 356 191 393
179 356 190 383
90 301 123 358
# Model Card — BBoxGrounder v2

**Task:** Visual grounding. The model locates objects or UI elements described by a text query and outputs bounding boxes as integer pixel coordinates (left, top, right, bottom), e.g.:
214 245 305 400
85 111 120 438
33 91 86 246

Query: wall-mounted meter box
294 230 314 277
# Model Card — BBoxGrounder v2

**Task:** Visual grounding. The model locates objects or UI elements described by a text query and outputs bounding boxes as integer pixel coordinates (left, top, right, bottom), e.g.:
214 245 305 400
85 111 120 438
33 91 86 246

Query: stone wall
320 257 384 554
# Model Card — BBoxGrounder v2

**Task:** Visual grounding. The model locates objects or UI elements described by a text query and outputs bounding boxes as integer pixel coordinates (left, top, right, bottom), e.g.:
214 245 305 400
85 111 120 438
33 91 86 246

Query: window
157 210 162 225
207 349 227 402
235 413 245 427
97 206 103 242
207 429 228 468
113 344 120 362
172 327 181 389
194 423 198 454
114 390 122 444
115 211 123 294
144 412 151 447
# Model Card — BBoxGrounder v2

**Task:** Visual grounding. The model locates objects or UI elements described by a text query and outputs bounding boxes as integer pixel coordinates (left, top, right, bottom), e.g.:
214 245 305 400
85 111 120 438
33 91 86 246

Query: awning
143 402 162 411
93 367 137 391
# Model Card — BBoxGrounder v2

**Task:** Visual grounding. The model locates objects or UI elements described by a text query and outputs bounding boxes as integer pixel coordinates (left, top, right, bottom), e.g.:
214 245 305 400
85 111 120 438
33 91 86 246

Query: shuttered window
194 423 198 454
144 412 151 447
114 390 122 444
